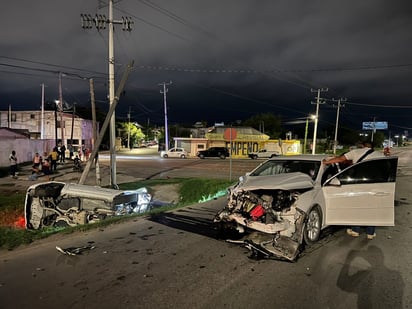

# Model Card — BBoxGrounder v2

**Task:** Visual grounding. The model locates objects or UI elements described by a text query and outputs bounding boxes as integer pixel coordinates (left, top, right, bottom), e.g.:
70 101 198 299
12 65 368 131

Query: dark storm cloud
0 0 411 131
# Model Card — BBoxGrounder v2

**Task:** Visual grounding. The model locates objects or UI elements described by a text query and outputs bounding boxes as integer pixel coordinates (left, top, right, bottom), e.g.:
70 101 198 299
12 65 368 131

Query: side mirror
328 177 341 187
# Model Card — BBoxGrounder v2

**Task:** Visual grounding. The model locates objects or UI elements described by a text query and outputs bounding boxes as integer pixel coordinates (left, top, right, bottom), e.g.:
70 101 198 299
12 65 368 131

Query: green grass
0 178 235 250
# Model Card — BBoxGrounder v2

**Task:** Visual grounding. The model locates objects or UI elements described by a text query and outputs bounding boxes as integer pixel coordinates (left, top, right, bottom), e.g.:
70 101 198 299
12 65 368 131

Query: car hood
238 172 314 191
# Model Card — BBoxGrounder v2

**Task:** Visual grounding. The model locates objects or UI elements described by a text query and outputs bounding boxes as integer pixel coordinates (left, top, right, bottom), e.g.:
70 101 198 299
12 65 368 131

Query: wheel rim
306 209 321 241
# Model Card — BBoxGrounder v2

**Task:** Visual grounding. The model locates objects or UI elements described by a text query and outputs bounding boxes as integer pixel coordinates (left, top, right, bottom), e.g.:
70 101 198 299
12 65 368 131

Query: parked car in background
248 149 280 159
197 147 230 159
214 154 398 261
160 147 188 159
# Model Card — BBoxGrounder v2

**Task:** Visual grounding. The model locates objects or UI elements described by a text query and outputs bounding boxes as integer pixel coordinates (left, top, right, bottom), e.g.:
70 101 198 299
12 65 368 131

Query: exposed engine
214 189 305 261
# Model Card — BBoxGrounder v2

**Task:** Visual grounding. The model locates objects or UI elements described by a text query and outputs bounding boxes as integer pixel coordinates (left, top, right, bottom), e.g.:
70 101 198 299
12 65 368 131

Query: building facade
0 110 94 151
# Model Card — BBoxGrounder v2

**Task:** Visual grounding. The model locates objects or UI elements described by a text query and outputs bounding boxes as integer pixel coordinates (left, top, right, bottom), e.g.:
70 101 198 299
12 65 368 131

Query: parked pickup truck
248 149 280 159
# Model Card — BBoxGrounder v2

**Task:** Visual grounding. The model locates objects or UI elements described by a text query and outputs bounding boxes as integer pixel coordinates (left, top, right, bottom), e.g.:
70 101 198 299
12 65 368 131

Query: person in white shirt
8 150 18 178
322 142 378 165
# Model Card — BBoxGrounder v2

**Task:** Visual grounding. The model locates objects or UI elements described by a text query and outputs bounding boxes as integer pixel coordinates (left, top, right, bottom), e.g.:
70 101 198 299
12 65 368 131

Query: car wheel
163 154 168 158
199 154 205 159
252 154 258 159
180 154 186 159
303 206 322 245
219 154 226 159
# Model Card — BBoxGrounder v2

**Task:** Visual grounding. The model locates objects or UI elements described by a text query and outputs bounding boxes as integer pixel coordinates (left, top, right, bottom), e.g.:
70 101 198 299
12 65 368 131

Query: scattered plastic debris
56 245 96 256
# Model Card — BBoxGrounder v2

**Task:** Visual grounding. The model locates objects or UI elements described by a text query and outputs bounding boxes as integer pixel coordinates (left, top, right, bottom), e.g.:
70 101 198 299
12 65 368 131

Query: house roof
0 127 30 139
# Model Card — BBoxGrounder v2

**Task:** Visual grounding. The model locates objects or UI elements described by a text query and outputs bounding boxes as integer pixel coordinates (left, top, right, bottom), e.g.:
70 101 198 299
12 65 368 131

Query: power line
0 55 106 77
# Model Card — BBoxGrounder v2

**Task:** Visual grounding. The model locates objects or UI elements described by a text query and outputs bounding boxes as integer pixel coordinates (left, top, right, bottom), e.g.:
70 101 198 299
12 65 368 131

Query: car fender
295 188 325 228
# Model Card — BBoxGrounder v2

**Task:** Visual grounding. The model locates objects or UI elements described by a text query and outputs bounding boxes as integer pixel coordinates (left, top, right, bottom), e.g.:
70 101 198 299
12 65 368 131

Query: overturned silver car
214 155 398 261
25 181 152 230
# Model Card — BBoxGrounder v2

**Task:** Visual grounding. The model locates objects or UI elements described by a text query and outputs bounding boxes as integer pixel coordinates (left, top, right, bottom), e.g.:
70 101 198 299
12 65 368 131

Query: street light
394 135 399 147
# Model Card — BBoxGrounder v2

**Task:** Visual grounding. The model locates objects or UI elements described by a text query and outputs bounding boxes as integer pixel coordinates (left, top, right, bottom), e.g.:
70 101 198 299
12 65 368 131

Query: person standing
32 152 42 170
49 147 59 172
60 145 66 163
68 144 74 160
9 150 18 178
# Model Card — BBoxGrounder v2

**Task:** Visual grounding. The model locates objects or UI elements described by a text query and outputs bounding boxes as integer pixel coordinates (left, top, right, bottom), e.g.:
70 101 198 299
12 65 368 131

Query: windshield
250 159 321 179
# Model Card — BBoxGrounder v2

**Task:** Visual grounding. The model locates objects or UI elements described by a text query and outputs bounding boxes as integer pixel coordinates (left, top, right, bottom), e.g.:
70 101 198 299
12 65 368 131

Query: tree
117 122 145 148
243 113 282 139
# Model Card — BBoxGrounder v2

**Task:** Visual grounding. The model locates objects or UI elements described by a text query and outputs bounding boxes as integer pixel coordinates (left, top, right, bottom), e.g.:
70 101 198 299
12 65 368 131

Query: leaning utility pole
81 1 133 188
159 81 172 151
79 61 134 186
310 88 328 154
332 97 346 155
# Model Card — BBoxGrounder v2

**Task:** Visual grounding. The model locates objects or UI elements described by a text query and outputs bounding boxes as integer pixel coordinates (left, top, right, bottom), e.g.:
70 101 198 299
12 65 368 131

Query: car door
169 148 177 158
323 157 398 226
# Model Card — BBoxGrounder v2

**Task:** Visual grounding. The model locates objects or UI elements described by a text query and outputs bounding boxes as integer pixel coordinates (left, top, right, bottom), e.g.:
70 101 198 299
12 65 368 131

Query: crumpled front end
214 187 307 261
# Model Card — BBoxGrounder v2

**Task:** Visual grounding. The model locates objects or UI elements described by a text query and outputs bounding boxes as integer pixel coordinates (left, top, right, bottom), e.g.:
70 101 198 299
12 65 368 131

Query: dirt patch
150 183 180 204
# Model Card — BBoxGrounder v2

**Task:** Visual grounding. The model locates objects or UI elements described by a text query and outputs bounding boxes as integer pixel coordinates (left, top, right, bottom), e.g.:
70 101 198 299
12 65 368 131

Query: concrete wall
0 138 55 167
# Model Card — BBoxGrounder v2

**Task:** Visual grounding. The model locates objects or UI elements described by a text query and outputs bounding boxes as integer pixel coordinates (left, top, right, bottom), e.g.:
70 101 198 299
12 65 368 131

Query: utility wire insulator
94 14 107 30
80 14 94 29
122 17 133 31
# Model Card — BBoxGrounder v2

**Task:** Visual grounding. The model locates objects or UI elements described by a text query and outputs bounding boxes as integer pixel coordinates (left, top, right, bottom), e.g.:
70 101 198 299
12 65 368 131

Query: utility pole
58 72 64 146
127 106 131 149
40 83 45 139
89 78 101 185
332 97 346 155
81 1 133 188
79 61 134 185
371 116 376 143
310 88 328 154
70 103 76 147
159 81 172 151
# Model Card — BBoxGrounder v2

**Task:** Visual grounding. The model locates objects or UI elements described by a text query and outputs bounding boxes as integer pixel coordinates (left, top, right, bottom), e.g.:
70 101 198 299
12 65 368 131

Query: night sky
1 0 411 136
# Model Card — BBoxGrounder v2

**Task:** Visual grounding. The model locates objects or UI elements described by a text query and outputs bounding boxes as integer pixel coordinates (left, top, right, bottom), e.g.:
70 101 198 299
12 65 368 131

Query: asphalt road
0 148 411 308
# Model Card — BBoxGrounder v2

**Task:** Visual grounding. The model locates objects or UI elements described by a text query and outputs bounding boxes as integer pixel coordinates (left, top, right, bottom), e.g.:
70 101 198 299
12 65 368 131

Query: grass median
0 178 235 250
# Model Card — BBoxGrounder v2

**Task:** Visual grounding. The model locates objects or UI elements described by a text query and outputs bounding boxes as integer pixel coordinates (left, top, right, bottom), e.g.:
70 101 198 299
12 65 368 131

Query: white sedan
160 147 188 159
214 154 398 261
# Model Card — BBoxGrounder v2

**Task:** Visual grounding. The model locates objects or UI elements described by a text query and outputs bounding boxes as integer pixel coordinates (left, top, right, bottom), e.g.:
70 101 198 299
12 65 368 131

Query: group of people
8 145 70 181
30 150 55 180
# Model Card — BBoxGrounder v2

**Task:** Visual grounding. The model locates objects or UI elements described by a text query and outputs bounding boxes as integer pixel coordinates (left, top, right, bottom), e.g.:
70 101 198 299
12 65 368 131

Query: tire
219 154 226 159
163 154 168 158
199 154 205 159
303 206 322 245
252 155 258 160
180 154 186 159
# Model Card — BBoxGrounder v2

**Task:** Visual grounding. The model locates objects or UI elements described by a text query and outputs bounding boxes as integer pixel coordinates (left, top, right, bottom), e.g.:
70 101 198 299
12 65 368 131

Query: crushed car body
214 155 398 261
25 181 152 230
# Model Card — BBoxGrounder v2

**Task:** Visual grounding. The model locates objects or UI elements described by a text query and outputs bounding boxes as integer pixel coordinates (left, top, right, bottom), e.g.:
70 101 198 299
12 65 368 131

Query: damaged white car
214 155 398 261
25 181 152 230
